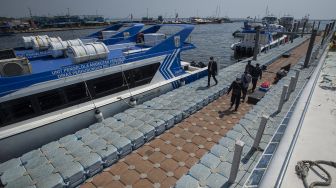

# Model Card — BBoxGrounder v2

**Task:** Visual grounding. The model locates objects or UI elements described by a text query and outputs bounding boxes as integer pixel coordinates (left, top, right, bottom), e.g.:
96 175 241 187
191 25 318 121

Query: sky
0 0 335 19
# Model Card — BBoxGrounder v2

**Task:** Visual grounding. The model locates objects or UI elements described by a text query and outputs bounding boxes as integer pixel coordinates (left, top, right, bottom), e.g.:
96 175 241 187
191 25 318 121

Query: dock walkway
0 36 313 188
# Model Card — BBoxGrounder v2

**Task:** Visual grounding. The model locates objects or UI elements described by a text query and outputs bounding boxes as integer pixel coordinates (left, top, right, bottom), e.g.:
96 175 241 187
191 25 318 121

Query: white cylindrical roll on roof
68 42 109 64
22 36 36 49
49 39 83 58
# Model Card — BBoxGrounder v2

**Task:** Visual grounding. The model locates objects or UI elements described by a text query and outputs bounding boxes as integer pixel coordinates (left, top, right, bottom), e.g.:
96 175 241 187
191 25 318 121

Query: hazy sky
0 0 335 19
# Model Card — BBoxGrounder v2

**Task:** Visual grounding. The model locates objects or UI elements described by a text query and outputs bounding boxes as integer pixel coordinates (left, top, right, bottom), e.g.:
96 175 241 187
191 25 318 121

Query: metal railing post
228 140 245 184
278 85 288 112
253 115 269 149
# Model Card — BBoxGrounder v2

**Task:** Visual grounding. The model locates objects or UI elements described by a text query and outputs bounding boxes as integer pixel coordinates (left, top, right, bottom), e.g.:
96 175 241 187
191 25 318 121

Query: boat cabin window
37 90 65 112
0 62 161 127
88 72 124 98
64 83 89 103
0 97 35 127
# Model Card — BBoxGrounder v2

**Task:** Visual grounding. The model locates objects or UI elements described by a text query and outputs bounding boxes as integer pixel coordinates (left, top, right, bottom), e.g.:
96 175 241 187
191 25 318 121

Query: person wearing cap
207 56 218 87
227 76 243 111
251 63 262 92
241 71 252 102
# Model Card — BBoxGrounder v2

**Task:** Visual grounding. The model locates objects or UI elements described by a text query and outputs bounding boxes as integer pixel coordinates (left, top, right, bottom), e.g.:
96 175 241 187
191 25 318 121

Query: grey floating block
175 175 200 188
128 119 145 129
105 121 125 131
200 153 221 170
148 119 166 135
159 114 175 129
179 105 191 118
102 132 121 143
143 100 156 107
110 137 132 157
218 137 236 151
102 117 118 126
21 149 44 163
137 124 156 142
28 163 54 180
95 145 118 167
150 110 163 119
216 161 232 178
5 175 34 188
93 126 113 138
0 158 22 174
76 152 103 177
121 116 136 125
241 135 254 147
189 163 211 182
35 173 65 188
210 145 229 158
80 133 99 144
166 110 183 124
43 148 68 159
88 122 104 130
206 173 228 188
41 141 61 155
226 130 244 140
70 146 92 158
125 130 145 149
59 135 78 145
50 154 74 167
23 156 49 170
74 128 91 138
113 113 128 122
0 165 26 185
86 138 108 150
117 125 134 136
57 161 85 188
138 114 155 123
131 111 146 119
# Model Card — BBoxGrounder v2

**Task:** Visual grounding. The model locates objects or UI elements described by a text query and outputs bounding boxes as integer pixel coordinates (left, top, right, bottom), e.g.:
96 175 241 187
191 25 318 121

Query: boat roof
0 24 196 97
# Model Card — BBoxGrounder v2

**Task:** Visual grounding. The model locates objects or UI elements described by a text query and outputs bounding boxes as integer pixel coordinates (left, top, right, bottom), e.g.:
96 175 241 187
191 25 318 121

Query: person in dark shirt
207 57 218 87
251 63 262 92
227 77 243 111
245 60 254 74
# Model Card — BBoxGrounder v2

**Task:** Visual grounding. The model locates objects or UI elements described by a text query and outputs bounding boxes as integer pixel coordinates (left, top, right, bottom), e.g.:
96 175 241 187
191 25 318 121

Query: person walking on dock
241 71 252 102
227 76 243 111
207 56 218 87
251 63 262 92
245 60 254 74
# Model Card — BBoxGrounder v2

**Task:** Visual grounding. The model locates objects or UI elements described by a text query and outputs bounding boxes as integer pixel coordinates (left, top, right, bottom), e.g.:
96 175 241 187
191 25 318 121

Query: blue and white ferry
0 24 208 160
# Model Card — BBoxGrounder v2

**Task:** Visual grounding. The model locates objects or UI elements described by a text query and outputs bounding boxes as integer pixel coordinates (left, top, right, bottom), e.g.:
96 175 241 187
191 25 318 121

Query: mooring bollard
290 76 297 92
228 140 245 184
253 115 269 149
293 70 300 90
304 29 317 68
285 77 296 101
278 85 288 112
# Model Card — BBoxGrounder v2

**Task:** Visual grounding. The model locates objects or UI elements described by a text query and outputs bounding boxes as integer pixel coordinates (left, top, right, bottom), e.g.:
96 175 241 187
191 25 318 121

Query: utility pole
146 8 149 19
